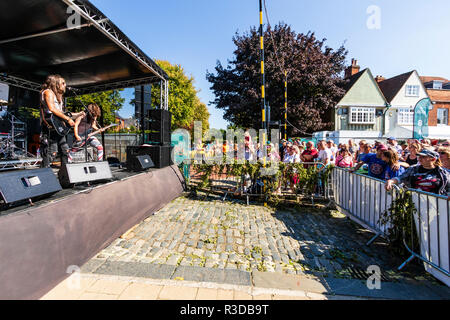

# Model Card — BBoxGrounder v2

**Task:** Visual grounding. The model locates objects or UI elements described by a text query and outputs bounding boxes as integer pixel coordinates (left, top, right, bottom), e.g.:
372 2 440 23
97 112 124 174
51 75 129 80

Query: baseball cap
388 137 396 141
376 144 388 151
417 149 440 159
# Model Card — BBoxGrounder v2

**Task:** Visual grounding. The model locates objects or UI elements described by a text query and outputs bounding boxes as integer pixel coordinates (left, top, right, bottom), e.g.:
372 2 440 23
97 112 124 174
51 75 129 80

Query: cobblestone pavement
90 193 436 284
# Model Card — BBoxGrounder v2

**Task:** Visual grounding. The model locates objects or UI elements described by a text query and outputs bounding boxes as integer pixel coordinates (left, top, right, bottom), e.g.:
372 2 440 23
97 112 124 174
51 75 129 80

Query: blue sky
91 0 450 129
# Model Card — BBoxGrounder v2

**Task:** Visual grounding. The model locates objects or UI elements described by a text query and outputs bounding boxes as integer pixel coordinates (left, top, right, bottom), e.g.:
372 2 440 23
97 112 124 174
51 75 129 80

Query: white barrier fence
331 167 450 287
408 190 450 287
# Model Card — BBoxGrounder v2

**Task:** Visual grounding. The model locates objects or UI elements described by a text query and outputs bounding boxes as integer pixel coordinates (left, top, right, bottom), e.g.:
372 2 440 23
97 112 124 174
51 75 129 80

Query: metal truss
0 158 42 172
71 76 161 95
160 79 169 110
0 74 41 92
61 0 168 82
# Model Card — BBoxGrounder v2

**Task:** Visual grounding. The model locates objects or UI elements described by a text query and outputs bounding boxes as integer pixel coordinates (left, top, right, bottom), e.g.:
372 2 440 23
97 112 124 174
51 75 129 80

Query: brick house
420 76 450 138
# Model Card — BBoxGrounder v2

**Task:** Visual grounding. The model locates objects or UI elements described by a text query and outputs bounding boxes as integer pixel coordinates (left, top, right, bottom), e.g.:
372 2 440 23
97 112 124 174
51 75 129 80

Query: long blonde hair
41 75 66 103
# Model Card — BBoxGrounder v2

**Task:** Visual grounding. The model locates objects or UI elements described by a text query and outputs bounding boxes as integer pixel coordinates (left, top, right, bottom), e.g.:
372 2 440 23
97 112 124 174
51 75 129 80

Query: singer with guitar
40 75 83 168
70 103 109 162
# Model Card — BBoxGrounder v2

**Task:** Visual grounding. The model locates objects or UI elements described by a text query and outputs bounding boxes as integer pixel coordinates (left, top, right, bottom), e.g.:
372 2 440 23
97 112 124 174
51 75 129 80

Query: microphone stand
67 87 92 163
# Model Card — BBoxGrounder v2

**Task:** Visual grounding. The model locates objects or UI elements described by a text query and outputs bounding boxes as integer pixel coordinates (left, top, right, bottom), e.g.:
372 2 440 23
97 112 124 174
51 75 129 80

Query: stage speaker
146 109 171 145
58 162 113 188
126 154 155 172
126 145 173 169
0 168 62 206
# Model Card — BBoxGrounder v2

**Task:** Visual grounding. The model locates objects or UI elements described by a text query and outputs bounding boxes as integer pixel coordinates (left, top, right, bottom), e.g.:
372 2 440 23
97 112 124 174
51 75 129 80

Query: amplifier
126 145 173 169
127 154 155 172
58 162 113 188
0 168 62 206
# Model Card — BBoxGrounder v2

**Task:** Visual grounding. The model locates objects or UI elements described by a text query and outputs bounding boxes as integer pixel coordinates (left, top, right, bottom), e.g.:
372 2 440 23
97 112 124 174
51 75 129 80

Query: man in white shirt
318 140 332 166
327 140 338 162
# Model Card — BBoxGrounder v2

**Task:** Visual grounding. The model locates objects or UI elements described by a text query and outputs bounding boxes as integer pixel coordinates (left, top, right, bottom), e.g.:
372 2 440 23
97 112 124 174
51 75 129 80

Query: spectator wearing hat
387 137 402 155
386 149 450 195
351 144 392 180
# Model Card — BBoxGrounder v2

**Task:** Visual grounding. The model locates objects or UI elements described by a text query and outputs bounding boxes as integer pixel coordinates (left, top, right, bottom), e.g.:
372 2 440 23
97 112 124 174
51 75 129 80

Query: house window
398 107 414 125
433 81 443 90
405 85 420 97
349 107 375 124
437 109 448 125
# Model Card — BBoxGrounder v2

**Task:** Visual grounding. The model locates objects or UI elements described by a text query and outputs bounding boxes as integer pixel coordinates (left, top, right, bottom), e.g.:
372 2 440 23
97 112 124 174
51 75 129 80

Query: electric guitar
44 112 73 136
71 123 118 149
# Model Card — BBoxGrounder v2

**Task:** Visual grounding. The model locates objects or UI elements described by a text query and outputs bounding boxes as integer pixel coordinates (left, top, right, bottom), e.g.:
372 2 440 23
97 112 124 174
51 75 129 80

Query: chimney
375 75 386 83
344 59 361 79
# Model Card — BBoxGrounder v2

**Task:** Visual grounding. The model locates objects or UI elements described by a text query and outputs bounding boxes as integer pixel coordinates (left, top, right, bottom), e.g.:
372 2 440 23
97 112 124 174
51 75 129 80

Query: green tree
150 60 210 134
66 90 125 125
206 23 348 134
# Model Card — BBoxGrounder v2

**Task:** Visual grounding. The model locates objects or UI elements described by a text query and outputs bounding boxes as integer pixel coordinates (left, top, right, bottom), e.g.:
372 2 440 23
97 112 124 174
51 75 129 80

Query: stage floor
0 166 156 217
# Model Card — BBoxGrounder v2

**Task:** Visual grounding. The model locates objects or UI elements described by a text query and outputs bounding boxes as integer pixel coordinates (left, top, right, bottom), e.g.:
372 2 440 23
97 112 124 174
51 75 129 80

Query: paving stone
187 240 196 247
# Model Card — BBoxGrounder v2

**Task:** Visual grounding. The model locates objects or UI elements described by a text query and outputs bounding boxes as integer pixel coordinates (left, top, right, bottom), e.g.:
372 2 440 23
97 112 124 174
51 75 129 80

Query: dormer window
433 81 443 90
405 85 419 97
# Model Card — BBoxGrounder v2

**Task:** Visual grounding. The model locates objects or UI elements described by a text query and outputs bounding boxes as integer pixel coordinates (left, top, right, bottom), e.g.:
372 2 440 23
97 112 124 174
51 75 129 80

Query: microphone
67 86 79 93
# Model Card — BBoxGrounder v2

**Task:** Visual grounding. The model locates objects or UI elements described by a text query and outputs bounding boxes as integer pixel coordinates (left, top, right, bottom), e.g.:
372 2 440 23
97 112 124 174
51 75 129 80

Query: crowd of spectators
191 134 450 196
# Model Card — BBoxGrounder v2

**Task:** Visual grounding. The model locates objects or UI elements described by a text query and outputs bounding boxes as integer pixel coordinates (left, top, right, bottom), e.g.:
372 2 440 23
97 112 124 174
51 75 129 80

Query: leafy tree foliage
206 23 348 135
150 60 210 134
66 90 125 125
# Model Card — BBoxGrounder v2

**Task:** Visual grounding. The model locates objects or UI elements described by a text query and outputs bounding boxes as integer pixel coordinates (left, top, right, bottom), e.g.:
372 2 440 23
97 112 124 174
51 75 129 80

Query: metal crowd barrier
400 189 450 287
184 160 330 204
330 167 449 287
331 167 395 245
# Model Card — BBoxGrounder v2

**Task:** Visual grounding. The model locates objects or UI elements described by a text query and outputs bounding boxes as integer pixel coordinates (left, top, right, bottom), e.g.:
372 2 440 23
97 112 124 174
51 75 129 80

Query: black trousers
40 125 70 168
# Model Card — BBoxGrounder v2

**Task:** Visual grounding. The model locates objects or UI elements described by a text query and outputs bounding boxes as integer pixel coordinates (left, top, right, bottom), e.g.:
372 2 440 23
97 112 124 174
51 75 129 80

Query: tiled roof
420 76 448 84
377 71 415 103
427 89 450 102
342 68 366 92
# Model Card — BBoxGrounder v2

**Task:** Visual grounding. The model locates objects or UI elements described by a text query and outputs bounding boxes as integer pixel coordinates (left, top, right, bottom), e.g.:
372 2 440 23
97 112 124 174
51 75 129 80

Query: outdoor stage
0 165 185 300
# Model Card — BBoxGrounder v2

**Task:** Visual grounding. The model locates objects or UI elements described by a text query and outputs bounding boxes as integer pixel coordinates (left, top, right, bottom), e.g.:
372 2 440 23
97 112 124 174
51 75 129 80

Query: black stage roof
0 0 168 95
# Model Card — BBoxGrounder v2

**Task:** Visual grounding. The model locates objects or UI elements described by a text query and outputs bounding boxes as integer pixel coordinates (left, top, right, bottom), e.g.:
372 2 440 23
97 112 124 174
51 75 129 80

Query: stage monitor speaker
58 162 113 188
127 145 173 169
126 154 155 172
146 109 171 145
0 168 62 206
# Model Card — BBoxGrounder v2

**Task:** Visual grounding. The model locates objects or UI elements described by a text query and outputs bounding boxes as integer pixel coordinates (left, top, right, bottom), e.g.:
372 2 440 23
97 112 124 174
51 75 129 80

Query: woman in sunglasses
385 149 450 195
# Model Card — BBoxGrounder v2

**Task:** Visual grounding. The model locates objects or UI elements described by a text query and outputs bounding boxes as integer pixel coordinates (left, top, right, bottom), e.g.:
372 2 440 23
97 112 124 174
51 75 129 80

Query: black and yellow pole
284 71 287 140
259 0 266 135
259 0 267 206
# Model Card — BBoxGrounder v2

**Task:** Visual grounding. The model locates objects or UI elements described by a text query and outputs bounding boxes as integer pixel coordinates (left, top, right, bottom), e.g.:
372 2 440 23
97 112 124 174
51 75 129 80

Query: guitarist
40 75 77 168
70 103 105 162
